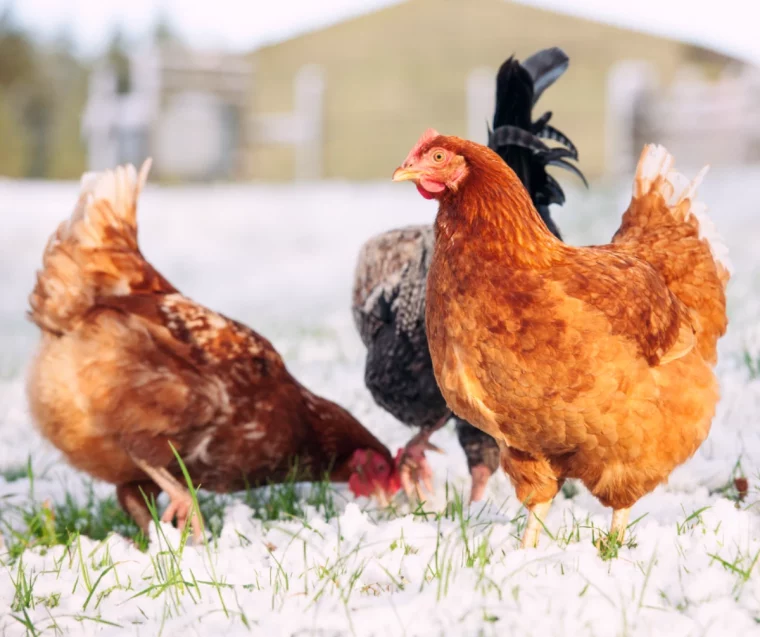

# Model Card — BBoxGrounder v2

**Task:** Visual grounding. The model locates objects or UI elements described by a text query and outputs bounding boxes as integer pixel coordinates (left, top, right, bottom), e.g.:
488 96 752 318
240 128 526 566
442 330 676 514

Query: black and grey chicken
352 47 586 501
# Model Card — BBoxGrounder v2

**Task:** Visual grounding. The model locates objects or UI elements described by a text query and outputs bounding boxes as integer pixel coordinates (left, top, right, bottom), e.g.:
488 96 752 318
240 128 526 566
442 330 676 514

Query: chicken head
392 130 468 199
347 448 401 507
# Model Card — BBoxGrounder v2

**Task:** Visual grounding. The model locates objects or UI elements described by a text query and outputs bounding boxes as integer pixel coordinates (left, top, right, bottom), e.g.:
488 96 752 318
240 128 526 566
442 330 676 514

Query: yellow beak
392 167 420 182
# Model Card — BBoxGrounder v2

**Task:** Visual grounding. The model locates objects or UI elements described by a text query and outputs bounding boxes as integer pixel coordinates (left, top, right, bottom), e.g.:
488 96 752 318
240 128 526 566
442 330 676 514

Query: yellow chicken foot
130 456 205 543
521 500 553 549
609 507 630 544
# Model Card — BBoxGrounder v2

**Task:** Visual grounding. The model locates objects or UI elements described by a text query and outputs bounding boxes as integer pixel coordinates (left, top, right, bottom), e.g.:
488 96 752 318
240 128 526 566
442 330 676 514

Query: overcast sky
2 0 758 66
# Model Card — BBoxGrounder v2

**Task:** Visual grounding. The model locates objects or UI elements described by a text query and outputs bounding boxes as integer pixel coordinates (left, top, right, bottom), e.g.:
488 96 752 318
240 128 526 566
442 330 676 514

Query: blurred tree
21 83 53 177
51 26 77 65
153 11 180 46
0 8 41 177
46 27 87 179
106 29 131 94
0 8 36 89
0 10 88 179
152 0 181 47
0 92 29 177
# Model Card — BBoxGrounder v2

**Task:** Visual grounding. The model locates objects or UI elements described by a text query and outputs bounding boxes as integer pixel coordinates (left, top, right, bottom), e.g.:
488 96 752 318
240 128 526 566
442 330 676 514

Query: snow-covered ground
2 166 760 636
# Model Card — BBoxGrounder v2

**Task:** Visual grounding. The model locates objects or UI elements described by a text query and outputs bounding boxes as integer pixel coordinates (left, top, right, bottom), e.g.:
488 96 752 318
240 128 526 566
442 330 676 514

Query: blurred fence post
606 60 658 176
250 64 325 181
294 65 326 180
81 65 120 171
466 67 495 145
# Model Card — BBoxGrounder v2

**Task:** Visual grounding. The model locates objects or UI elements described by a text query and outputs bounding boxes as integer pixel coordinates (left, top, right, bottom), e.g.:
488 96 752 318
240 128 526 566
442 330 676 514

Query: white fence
608 62 760 173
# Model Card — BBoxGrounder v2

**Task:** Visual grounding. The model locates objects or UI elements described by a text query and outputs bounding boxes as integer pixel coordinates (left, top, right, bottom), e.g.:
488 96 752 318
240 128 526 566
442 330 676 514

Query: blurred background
0 0 758 183
2 0 760 502
3 0 760 376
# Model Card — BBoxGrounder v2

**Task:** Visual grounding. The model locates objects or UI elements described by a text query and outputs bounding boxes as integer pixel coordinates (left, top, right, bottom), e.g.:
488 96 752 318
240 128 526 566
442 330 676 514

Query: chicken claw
399 459 433 502
161 491 204 543
398 430 442 502
130 456 205 544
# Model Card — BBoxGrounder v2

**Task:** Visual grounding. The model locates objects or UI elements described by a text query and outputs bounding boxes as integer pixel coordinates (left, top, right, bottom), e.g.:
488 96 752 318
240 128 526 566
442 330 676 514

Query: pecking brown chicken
26 161 400 541
393 131 729 548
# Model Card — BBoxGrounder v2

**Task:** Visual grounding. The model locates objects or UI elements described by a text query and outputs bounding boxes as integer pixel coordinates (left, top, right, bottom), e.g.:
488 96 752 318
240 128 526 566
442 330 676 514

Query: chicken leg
521 500 552 549
398 414 447 501
130 456 205 543
609 507 630 544
117 480 163 534
469 465 493 502
456 420 500 502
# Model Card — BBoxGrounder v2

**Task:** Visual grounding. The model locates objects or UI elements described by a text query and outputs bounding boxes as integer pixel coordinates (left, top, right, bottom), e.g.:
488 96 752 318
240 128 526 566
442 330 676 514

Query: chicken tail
488 47 586 240
28 159 171 334
632 144 731 283
616 144 730 362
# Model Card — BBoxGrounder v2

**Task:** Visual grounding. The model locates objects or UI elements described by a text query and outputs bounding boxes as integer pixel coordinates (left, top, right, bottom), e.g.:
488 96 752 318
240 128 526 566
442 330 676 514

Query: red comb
402 128 441 166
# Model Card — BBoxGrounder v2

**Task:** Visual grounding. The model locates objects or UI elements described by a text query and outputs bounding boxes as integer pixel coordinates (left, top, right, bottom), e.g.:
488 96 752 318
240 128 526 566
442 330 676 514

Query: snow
2 168 760 636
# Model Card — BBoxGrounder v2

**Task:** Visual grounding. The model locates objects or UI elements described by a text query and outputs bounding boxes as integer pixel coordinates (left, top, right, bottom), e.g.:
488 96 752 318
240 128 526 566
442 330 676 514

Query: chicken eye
432 151 446 163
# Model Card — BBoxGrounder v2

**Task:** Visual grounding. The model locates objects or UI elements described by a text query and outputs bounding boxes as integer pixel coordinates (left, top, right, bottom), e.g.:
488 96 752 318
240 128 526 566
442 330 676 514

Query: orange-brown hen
393 130 730 548
27 161 399 541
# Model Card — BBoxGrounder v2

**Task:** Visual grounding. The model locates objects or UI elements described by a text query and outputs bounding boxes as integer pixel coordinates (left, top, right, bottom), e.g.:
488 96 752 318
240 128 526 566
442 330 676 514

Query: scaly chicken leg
130 456 204 543
521 500 552 549
609 507 630 544
398 413 447 501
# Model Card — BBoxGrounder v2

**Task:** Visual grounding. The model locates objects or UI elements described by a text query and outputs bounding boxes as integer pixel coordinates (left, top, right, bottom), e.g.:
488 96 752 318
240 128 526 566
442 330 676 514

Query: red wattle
416 184 435 200
416 177 446 199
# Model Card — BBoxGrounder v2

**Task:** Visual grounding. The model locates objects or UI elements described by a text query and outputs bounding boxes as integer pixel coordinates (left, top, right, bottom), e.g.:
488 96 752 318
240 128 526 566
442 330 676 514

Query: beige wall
247 0 732 181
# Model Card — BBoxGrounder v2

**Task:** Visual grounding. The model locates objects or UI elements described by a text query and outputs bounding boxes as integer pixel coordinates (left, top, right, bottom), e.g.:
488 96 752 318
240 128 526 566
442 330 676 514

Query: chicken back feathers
612 145 730 364
417 135 728 511
27 161 395 502
351 225 448 430
28 161 175 336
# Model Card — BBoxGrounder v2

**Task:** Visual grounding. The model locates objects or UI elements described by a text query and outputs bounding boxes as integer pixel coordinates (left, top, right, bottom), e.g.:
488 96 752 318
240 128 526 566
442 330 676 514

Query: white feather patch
634 144 732 275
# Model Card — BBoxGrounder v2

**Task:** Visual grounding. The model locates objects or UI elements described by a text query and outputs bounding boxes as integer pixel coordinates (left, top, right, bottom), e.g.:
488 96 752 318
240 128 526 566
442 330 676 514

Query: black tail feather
489 125 550 154
531 111 553 134
521 47 569 105
546 157 588 188
543 173 566 206
537 124 578 160
487 46 585 241
492 56 534 131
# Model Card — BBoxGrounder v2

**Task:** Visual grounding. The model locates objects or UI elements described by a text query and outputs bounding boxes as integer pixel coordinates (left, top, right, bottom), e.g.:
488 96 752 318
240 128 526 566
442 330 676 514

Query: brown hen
27 161 399 541
393 131 729 548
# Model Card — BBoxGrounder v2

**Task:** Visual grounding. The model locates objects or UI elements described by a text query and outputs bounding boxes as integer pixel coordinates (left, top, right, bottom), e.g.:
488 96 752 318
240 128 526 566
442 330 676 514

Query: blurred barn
81 0 758 182
245 0 753 180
